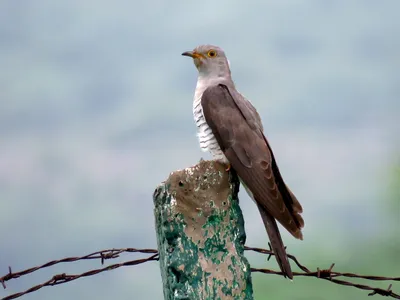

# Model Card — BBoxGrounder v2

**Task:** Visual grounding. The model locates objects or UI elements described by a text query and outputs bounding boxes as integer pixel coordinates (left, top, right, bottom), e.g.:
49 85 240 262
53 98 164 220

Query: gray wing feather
201 83 305 280
201 84 304 238
222 85 264 132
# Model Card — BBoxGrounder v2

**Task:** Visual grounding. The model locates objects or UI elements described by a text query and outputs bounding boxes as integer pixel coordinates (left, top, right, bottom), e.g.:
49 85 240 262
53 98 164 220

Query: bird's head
182 44 231 79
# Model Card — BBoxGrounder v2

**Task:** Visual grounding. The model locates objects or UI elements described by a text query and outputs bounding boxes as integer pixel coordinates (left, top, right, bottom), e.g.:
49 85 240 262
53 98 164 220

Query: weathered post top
153 160 254 300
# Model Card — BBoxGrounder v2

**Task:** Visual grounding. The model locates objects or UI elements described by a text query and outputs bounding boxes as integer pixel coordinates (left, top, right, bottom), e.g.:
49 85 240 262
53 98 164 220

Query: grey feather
183 44 305 280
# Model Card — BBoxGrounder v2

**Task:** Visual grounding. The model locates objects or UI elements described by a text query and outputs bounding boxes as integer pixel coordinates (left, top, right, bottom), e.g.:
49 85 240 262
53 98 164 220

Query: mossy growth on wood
153 160 253 300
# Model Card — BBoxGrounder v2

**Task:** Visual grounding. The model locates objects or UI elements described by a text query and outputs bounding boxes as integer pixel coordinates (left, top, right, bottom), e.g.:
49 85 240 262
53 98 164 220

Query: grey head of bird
182 44 231 79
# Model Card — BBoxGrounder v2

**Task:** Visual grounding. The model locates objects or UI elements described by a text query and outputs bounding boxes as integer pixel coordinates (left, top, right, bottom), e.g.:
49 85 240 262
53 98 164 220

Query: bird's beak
181 51 204 59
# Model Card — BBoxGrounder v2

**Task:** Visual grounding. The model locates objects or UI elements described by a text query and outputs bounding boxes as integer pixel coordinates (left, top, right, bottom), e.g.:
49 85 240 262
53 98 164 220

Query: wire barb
0 247 398 300
368 284 393 297
317 263 335 280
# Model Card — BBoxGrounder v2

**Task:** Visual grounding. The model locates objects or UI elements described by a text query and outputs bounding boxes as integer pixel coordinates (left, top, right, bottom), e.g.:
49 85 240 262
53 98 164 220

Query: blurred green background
0 1 399 299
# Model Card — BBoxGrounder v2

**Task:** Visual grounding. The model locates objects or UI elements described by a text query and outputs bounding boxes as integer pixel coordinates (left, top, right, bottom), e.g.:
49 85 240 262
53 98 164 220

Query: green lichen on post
153 160 253 300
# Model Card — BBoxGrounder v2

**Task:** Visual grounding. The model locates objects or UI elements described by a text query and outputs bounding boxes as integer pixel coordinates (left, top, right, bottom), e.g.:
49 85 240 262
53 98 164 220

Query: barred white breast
192 80 228 163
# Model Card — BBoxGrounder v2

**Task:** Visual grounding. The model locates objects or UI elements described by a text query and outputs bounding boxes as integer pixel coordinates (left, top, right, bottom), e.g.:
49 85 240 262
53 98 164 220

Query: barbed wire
0 248 157 286
1 246 398 300
247 247 398 298
0 249 159 300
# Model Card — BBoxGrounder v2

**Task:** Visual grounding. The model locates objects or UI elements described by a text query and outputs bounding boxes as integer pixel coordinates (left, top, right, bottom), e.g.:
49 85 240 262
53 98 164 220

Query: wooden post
153 160 254 300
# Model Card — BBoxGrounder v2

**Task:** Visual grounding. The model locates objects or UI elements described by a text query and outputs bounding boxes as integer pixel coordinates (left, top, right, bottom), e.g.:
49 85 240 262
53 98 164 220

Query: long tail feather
257 203 293 279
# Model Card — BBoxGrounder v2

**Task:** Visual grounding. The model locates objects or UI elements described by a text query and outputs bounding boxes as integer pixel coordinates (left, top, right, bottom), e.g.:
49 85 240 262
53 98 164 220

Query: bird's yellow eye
207 50 217 58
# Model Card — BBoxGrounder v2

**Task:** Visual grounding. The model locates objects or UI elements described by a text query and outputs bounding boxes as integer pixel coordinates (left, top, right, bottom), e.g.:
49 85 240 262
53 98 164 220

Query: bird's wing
201 84 304 239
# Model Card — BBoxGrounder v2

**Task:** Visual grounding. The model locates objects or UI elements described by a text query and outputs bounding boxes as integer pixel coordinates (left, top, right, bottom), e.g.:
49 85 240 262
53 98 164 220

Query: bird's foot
225 163 231 172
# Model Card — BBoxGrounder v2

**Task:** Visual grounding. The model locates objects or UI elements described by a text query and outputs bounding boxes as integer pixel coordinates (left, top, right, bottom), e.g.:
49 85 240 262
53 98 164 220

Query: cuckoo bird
182 44 305 279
